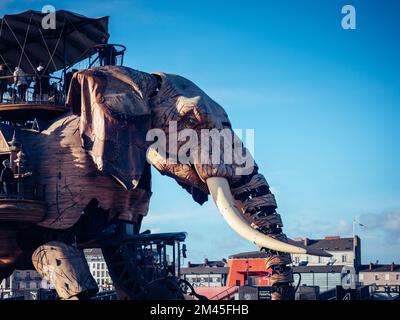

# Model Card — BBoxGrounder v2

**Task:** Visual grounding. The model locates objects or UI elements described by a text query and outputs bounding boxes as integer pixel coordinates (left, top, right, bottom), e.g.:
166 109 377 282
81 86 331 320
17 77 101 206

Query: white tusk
206 177 307 254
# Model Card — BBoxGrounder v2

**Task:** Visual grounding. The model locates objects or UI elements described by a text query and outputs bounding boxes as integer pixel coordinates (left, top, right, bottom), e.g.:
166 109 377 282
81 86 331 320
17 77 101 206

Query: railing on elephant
89 44 126 69
0 182 46 201
0 74 65 106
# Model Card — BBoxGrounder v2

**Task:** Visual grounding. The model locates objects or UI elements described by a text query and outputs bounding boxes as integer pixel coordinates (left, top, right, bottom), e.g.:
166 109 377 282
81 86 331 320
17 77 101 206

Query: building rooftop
187 258 227 268
359 263 400 273
183 258 229 275
293 236 356 252
84 248 103 257
228 251 269 259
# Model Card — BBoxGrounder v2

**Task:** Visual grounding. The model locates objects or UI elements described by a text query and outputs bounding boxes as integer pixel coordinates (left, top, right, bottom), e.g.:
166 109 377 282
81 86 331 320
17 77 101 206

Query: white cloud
359 209 400 244
286 217 353 239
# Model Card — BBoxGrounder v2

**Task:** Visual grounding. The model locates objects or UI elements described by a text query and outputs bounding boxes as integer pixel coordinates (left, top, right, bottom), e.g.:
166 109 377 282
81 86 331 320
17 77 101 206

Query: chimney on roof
369 262 373 271
304 238 309 246
325 236 340 240
391 262 395 272
204 258 209 266
294 237 303 242
188 261 191 267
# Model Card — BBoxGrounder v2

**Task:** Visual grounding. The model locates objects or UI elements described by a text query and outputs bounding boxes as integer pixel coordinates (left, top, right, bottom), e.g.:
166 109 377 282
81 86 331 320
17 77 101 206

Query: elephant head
67 66 330 299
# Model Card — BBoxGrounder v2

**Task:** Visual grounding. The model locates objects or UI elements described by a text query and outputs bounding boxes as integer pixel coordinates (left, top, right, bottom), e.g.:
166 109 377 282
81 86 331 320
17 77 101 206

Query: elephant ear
66 66 159 190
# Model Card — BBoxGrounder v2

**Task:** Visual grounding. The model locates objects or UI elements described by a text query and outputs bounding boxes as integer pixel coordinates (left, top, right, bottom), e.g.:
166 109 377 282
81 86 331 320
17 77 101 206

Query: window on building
375 274 379 281
101 271 105 277
97 271 100 277
25 280 30 289
342 255 347 263
294 257 300 264
359 274 364 281
318 256 323 264
97 263 100 269
385 274 389 281
396 274 400 280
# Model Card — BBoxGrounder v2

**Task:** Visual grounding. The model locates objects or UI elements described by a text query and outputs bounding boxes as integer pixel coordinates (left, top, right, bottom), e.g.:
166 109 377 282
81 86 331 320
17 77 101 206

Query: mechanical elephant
0 66 329 300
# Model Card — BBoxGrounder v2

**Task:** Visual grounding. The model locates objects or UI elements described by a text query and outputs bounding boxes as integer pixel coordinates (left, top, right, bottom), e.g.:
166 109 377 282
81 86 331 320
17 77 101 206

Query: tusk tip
306 247 333 257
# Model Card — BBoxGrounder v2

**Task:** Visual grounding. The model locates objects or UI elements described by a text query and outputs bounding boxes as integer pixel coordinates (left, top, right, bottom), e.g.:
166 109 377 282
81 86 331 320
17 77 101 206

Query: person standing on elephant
0 160 14 197
34 62 50 102
13 66 28 102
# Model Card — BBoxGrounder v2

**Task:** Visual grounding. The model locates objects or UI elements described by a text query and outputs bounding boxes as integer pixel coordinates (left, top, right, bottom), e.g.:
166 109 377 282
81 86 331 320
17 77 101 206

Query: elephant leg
32 241 98 300
232 172 294 300
100 220 146 300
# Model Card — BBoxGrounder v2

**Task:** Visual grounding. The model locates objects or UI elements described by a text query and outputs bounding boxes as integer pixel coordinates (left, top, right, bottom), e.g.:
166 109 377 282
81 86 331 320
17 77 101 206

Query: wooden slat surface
0 103 69 121
21 114 149 229
0 199 47 223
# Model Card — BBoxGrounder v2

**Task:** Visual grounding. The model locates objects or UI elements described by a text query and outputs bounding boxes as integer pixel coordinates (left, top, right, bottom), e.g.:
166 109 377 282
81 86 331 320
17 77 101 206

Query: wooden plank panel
21 114 149 229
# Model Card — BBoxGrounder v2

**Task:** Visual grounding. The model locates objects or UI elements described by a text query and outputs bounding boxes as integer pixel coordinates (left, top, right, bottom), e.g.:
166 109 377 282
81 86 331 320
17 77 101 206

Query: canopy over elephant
0 66 329 300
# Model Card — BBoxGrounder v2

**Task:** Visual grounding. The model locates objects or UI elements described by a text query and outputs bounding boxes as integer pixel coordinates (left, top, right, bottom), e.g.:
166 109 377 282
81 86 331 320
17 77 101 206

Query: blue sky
2 0 399 264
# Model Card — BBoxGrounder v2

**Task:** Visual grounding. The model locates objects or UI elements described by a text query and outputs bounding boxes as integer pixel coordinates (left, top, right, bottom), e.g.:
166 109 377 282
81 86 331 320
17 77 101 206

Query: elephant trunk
205 173 295 300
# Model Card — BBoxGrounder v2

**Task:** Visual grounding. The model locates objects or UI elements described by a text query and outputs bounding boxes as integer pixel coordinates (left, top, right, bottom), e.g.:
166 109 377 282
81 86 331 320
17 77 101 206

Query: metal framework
99 232 187 299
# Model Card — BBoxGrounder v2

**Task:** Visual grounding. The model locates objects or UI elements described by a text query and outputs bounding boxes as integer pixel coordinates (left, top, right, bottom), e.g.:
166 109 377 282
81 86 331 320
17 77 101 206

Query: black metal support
63 33 67 97
99 224 187 300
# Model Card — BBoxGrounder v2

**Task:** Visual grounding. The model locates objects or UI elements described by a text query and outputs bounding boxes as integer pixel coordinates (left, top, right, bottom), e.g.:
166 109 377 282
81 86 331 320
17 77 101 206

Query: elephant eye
182 116 197 128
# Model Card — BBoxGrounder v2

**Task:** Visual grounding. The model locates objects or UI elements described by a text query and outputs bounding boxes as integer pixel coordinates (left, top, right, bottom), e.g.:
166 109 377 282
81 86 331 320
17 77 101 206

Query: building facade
226 251 275 287
290 235 362 293
292 265 343 293
84 248 113 291
291 236 361 270
0 270 49 299
181 259 228 287
359 263 400 286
